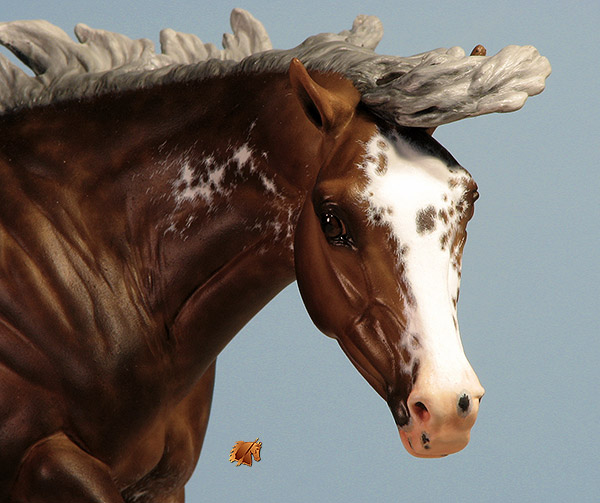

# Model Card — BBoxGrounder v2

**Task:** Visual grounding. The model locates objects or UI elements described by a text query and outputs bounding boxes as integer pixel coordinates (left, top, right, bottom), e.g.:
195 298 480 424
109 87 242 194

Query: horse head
290 59 484 458
251 441 262 462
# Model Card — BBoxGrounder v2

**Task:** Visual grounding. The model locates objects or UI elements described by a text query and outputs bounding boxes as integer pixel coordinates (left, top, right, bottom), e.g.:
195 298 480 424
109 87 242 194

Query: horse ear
289 58 355 134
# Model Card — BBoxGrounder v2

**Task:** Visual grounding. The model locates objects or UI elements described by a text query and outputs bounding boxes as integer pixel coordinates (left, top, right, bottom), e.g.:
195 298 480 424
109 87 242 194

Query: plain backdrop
1 1 598 502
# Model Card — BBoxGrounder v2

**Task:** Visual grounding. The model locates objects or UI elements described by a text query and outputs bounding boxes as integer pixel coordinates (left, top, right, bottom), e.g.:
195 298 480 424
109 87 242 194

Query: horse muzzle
396 384 484 458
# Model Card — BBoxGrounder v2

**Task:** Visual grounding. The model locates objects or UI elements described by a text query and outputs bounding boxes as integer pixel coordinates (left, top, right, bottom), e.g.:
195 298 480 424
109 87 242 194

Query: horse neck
1 71 324 384
142 73 322 304
135 72 327 382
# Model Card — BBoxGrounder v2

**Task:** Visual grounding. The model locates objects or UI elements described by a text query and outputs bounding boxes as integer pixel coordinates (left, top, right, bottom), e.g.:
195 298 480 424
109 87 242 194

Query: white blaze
359 131 475 385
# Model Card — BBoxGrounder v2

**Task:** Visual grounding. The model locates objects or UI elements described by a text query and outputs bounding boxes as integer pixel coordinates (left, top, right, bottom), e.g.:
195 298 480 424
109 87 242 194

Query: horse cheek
293 199 353 339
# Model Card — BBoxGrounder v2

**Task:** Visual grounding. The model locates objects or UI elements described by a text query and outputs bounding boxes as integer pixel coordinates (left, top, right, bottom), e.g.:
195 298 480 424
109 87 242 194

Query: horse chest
118 366 214 499
117 418 197 501
70 369 193 494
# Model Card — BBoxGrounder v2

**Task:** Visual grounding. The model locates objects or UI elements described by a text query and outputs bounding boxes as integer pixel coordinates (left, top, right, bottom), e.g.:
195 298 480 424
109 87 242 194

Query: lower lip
399 430 446 459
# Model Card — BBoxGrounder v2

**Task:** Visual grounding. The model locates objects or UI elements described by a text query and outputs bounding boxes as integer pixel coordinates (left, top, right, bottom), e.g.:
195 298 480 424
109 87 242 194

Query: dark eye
320 212 354 248
321 213 343 238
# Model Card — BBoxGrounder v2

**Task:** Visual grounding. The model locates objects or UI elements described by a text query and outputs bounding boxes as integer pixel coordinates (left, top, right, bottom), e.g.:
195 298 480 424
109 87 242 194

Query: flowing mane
0 8 550 127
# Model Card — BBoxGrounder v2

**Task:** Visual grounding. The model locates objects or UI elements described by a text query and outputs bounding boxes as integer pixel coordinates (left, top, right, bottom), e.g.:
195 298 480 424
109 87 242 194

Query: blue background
2 1 598 501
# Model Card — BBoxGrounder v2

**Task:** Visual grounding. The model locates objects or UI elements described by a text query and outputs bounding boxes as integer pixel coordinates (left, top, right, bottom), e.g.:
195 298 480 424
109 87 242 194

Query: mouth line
399 429 448 459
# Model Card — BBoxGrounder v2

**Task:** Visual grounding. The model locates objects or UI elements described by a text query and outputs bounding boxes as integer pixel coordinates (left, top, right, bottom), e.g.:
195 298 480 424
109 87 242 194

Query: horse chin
398 427 468 459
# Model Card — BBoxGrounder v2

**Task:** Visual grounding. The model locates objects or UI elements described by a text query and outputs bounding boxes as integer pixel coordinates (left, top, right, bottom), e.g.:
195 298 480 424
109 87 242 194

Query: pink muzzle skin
398 386 484 458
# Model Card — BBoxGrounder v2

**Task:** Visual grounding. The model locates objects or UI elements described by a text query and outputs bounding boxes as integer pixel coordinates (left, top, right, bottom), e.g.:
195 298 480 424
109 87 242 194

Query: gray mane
0 8 550 127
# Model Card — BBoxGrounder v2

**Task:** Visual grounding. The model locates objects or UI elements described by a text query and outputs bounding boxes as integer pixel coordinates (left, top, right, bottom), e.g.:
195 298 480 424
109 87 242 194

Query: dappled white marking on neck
232 144 255 172
163 140 297 248
171 142 259 208
358 130 476 382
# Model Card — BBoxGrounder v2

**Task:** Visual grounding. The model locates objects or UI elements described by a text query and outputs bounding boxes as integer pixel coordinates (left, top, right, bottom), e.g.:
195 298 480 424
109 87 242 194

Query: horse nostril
413 401 430 422
457 393 471 416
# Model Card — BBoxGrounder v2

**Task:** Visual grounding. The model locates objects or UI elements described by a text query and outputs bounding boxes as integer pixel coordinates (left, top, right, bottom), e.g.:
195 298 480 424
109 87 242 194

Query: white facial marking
359 130 475 382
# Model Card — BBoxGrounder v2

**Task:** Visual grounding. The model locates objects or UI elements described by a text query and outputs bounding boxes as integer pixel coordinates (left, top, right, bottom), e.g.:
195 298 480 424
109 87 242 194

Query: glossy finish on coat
0 59 483 501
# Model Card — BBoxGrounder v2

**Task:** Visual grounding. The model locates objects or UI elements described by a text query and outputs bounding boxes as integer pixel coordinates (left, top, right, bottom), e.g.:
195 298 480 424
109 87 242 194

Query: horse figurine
0 9 549 502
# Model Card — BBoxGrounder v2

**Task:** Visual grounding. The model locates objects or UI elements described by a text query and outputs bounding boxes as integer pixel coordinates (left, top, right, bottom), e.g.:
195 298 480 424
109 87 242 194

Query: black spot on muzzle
457 393 471 416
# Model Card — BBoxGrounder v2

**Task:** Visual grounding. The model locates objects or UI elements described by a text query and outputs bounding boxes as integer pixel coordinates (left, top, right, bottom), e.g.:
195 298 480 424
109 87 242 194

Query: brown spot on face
411 360 421 385
400 345 412 365
438 209 449 224
376 153 388 176
416 206 437 234
377 139 388 150
410 333 421 349
440 232 449 250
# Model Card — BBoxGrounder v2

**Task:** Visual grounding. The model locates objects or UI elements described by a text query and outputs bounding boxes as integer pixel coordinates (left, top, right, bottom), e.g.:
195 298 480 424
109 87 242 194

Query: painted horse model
0 9 549 502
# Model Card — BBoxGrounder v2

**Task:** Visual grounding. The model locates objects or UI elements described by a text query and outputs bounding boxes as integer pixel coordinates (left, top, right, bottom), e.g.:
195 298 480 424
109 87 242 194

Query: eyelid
317 198 354 221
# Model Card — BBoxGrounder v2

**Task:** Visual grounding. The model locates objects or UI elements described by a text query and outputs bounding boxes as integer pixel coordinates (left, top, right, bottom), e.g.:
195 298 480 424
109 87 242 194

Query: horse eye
320 212 353 248
320 213 344 239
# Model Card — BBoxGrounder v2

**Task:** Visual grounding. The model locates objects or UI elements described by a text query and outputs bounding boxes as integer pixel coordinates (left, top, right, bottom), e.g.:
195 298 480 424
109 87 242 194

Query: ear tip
289 58 309 87
289 57 303 71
